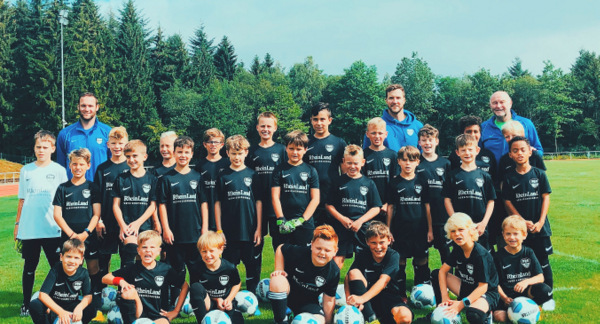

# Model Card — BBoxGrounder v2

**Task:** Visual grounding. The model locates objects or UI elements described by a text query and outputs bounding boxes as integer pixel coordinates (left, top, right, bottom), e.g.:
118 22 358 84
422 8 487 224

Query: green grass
1 160 599 323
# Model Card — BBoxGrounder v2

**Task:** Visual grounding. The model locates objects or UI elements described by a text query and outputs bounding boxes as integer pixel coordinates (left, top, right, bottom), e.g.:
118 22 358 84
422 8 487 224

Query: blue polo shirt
363 109 423 152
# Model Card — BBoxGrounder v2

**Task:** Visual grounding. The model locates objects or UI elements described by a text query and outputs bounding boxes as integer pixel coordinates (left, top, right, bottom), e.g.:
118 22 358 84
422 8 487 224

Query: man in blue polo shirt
56 92 111 180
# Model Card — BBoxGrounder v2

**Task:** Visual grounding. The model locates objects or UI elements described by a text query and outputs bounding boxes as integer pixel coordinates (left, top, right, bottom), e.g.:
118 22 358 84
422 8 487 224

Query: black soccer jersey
156 169 205 243
53 181 101 233
449 148 497 184
151 163 176 179
281 244 340 300
272 162 320 220
188 259 241 299
247 143 286 219
350 248 401 294
304 134 346 208
498 151 546 186
494 246 543 294
363 148 399 204
112 172 158 231
195 158 229 230
94 160 129 229
327 174 382 221
502 167 552 237
216 167 260 241
40 262 91 311
445 242 499 295
417 156 451 226
112 261 184 319
442 168 496 223
386 175 429 238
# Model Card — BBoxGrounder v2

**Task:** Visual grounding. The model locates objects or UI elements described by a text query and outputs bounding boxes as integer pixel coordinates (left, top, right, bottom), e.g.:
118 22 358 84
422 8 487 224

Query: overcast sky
98 0 600 79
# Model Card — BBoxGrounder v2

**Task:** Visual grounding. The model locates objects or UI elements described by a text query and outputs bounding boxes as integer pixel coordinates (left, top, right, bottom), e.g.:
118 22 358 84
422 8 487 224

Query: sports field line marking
553 287 582 292
554 250 600 265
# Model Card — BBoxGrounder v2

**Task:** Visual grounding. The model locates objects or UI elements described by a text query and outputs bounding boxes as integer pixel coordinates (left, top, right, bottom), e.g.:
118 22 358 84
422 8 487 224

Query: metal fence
0 172 19 184
543 151 600 160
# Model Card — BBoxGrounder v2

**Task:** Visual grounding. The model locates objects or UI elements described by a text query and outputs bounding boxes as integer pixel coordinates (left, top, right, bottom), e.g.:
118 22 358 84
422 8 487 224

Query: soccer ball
508 297 541 324
334 305 364 324
201 310 232 324
335 284 347 307
30 291 40 301
255 278 270 302
177 293 195 318
53 318 82 324
101 287 118 312
234 290 259 315
291 312 320 324
410 284 436 309
107 305 124 324
132 318 156 324
430 305 462 324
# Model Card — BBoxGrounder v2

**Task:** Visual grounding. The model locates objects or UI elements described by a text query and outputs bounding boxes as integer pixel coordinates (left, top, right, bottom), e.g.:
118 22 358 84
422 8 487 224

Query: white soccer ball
336 284 347 307
107 305 124 324
201 310 232 324
31 291 40 302
255 278 270 302
508 297 541 324
234 290 259 315
177 293 195 318
430 305 462 324
101 287 118 312
132 318 156 324
334 305 364 324
291 312 320 324
53 318 82 324
410 284 436 309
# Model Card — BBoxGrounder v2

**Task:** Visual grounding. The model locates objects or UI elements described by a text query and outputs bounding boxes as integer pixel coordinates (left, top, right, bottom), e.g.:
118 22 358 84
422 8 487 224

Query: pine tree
185 25 216 90
151 29 188 116
213 36 237 81
0 0 15 151
250 55 262 76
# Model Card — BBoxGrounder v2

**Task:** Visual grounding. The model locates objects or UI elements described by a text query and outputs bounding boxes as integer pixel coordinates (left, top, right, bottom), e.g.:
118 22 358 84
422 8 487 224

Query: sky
97 0 600 79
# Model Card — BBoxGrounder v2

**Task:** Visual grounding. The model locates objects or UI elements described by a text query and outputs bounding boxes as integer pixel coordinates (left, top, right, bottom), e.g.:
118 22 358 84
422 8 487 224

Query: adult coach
56 92 111 180
480 91 543 165
363 84 423 151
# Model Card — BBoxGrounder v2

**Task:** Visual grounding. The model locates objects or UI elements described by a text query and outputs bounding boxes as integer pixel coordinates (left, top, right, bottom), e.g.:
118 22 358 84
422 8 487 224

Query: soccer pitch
1 160 598 323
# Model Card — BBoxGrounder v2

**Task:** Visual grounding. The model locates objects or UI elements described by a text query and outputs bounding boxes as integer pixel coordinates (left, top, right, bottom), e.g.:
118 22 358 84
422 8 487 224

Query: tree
185 25 216 90
288 56 326 120
0 0 14 151
507 57 530 78
213 36 237 81
570 50 600 147
151 30 188 116
250 55 262 76
391 52 436 122
262 52 274 73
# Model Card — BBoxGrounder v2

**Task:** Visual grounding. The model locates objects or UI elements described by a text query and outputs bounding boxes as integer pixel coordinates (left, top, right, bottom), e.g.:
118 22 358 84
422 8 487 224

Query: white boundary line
553 250 600 265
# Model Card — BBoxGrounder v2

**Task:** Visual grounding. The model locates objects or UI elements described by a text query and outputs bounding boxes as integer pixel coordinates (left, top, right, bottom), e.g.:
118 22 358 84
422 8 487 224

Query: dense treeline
1 0 599 159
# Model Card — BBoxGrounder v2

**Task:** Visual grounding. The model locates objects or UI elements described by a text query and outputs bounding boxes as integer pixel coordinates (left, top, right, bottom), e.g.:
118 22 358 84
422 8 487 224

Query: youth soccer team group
15 86 555 324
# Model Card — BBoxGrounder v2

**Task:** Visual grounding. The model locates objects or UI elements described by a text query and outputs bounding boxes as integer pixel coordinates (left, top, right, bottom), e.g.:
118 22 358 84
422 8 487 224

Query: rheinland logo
529 178 539 189
190 180 198 190
271 153 280 162
143 184 151 193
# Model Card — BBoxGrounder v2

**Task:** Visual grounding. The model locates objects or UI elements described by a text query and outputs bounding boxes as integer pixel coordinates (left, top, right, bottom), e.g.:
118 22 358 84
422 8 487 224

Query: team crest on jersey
219 275 229 286
142 184 151 193
96 138 103 145
383 158 391 166
475 178 484 188
244 177 252 187
407 129 414 136
360 186 368 196
521 258 531 269
325 144 334 152
482 156 490 164
300 172 309 182
82 189 91 198
190 180 198 190
154 276 164 287
271 153 280 162
315 276 325 287
467 264 474 275
415 184 422 194
72 280 83 291
436 168 445 176
529 178 539 189
46 174 56 180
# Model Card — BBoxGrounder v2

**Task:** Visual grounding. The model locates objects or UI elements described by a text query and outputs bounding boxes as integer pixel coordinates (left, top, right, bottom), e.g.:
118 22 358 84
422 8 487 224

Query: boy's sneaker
92 310 105 322
366 319 380 324
542 299 556 311
20 304 29 317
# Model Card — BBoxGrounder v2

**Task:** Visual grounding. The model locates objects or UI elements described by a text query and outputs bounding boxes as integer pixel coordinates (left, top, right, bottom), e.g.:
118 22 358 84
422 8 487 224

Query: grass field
1 160 599 323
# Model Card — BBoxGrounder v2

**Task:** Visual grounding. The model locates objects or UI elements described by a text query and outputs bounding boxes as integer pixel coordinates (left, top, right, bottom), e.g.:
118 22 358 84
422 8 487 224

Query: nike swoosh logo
502 265 511 269
66 193 73 197
199 279 208 283
295 268 304 273
365 269 374 273
94 291 102 295
135 278 143 282
225 180 233 185
123 186 131 191
398 188 405 193
254 254 261 259
55 283 65 286
548 291 553 296
545 246 552 252
282 174 290 178
339 186 347 190
366 159 374 164
416 169 425 173
456 180 464 185
89 251 97 256
512 184 520 189
171 182 179 186
456 261 462 264
201 171 207 175
104 172 111 176
307 147 314 151
253 156 260 161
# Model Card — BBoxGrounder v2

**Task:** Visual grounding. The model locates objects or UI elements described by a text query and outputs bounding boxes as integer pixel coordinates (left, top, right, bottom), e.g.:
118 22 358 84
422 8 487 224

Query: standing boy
448 116 497 178
498 121 546 181
15 130 68 317
152 131 178 178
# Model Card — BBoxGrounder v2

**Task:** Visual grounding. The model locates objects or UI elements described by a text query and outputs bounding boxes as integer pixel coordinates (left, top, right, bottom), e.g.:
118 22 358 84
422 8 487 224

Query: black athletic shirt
94 160 129 230
247 143 287 218
195 158 229 230
417 156 451 226
497 151 546 186
40 262 91 311
502 167 552 237
112 172 158 231
386 175 429 238
494 246 543 294
216 167 260 241
445 242 498 295
272 162 320 220
305 134 346 208
449 148 498 185
363 147 399 204
350 248 401 294
442 168 496 223
327 174 382 220
188 258 241 299
281 244 340 300
53 180 101 233
113 261 184 319
156 169 205 244
151 164 176 179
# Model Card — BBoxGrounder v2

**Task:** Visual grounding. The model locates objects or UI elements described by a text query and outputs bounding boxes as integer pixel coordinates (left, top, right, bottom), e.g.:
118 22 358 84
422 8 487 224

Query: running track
0 184 18 197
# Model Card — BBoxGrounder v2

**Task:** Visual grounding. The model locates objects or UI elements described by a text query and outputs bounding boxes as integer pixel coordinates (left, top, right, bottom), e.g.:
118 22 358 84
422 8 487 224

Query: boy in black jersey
326 145 382 270
113 140 158 266
443 134 496 252
345 222 413 324
103 230 187 323
196 128 229 231
448 116 497 178
269 225 340 324
188 231 245 323
272 130 320 248
416 125 452 264
153 131 178 178
305 103 347 227
498 121 546 181
31 239 95 324
363 117 399 224
493 216 553 322
502 136 554 301
215 135 262 294
387 146 433 299
430 213 499 324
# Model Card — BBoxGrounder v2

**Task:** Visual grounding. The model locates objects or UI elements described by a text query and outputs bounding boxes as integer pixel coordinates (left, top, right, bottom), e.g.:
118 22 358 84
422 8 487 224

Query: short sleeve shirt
445 242 498 296
327 175 382 220
53 180 101 233
272 162 320 220
305 134 346 208
247 143 287 218
350 248 401 294
195 158 229 229
93 160 129 229
363 148 399 204
281 244 340 300
40 262 91 311
112 172 158 231
386 175 429 236
216 167 260 241
494 247 543 294
442 168 496 223
188 259 241 299
416 156 451 226
498 152 546 186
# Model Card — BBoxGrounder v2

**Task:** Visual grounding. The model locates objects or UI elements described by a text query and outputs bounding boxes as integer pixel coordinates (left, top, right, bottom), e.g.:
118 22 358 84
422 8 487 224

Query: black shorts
392 237 429 259
371 291 412 323
524 236 553 256
288 294 323 317
459 287 499 311
60 233 99 260
223 240 255 266
333 221 367 258
98 229 121 255
21 237 61 262
432 226 453 251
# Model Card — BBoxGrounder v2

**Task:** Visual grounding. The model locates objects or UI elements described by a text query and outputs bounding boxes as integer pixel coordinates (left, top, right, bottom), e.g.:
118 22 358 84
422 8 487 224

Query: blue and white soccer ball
334 305 364 324
255 278 270 302
176 293 195 318
430 305 462 324
53 318 82 324
30 291 40 302
291 312 319 324
335 284 347 307
234 290 259 315
101 287 118 312
107 305 124 324
201 310 232 324
508 297 541 324
410 284 436 309
132 318 156 324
